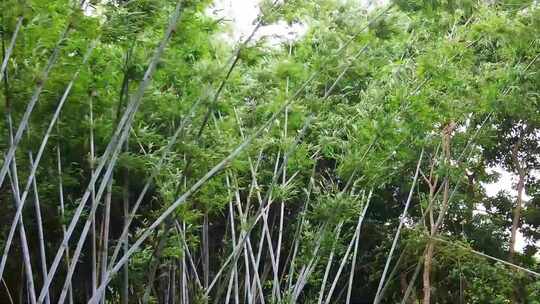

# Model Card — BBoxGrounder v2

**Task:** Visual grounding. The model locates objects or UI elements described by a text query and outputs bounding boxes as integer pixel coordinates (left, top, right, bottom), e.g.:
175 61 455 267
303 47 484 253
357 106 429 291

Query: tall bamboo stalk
224 189 239 304
317 221 343 304
28 153 50 304
142 221 172 304
37 3 187 300
121 143 130 304
324 191 372 304
7 152 37 304
57 143 74 304
181 254 187 304
107 98 200 273
2 45 34 298
0 42 96 284
291 225 326 301
373 150 424 304
345 207 362 304
99 179 112 304
89 91 98 300
90 5 393 301
0 16 23 83
0 24 73 188
202 213 209 290
285 161 317 292
174 222 202 288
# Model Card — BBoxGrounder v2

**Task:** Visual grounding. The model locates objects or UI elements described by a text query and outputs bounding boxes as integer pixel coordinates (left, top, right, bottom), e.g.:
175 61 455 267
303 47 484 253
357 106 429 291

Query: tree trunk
142 220 172 304
400 272 417 304
509 174 524 260
422 122 455 304
422 242 435 304
509 138 525 262
509 138 525 304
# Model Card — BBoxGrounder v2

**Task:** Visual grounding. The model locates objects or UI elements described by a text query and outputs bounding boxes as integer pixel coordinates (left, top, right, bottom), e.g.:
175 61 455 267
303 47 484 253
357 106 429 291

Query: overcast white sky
208 0 390 41
208 0 306 42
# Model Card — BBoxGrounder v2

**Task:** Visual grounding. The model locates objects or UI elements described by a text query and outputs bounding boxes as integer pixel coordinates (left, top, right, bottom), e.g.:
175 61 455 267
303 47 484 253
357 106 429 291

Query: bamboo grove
0 0 539 303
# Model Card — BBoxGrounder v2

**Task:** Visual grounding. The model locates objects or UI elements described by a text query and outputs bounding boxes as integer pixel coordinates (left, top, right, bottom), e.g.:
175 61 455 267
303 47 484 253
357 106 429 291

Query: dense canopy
0 0 539 303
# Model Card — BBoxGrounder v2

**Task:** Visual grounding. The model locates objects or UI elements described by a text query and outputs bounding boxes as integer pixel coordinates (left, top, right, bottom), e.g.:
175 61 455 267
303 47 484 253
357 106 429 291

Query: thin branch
374 149 424 304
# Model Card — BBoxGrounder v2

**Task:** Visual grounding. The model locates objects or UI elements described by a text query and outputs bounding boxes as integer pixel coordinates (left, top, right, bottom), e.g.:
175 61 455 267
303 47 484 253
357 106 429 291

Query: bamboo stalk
284 163 317 292
224 178 239 304
142 221 172 304
228 174 253 304
373 150 424 304
164 264 171 304
107 98 201 273
1 70 36 301
0 42 96 284
28 153 50 304
202 213 209 290
90 6 393 301
7 158 37 304
0 16 23 83
174 222 202 288
291 225 326 301
171 262 176 303
0 24 73 188
232 178 253 304
89 92 98 299
181 254 187 304
99 179 112 304
317 221 343 304
121 147 129 304
8 163 36 304
1 277 14 304
323 190 372 304
56 143 75 304
37 3 187 300
345 209 361 304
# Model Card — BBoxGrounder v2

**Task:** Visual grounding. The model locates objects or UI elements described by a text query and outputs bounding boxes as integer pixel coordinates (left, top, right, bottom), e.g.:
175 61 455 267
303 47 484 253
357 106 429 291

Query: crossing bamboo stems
316 221 343 304
5 139 37 304
373 149 424 304
0 24 73 188
323 190 372 304
38 3 187 300
90 5 395 301
0 41 96 286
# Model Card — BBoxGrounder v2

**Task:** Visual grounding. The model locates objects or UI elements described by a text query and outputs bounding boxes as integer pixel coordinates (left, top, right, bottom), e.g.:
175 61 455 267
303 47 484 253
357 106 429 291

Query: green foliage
1 0 539 302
